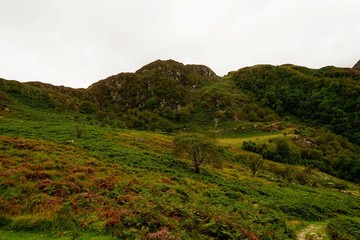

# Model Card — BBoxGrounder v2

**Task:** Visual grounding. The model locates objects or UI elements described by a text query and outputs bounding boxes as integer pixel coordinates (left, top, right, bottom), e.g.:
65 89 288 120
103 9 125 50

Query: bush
337 156 360 183
0 91 11 110
279 204 323 221
292 171 310 185
8 216 53 232
270 164 295 181
327 218 360 240
79 101 96 114
75 125 85 138
0 215 12 227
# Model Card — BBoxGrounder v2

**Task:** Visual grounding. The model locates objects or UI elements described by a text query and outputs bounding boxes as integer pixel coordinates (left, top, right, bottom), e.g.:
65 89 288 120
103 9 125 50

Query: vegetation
247 155 264 177
241 131 360 183
229 64 360 145
0 60 359 239
173 133 220 173
327 217 360 240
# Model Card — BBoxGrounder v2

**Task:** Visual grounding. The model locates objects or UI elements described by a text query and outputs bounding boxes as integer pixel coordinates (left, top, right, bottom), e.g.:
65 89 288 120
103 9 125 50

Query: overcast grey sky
0 0 359 88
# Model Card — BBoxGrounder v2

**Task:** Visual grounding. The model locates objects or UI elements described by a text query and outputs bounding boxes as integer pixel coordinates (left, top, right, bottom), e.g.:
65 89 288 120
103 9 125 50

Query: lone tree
248 155 264 177
239 154 264 177
173 133 218 173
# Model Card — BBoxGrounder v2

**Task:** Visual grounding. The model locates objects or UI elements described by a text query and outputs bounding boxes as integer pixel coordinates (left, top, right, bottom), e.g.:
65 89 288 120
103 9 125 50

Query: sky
0 0 359 88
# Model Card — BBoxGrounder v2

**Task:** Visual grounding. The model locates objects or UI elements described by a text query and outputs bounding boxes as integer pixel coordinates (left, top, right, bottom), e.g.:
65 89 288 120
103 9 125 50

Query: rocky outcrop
186 64 218 78
136 59 189 81
353 60 360 70
88 59 220 111
136 59 218 83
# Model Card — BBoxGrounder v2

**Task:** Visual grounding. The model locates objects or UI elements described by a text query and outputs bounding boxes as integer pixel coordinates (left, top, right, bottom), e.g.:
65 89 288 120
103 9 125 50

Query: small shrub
0 215 12 227
75 125 84 138
249 156 264 177
270 164 296 181
293 171 309 185
8 216 53 232
279 204 322 221
79 101 96 114
327 217 360 240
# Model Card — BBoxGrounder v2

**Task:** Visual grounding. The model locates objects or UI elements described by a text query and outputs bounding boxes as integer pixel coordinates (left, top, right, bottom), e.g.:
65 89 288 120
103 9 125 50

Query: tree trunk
194 163 200 173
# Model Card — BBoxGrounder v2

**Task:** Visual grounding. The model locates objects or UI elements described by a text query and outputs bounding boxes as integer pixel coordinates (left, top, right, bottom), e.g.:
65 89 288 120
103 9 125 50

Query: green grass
1 103 359 239
218 131 291 147
327 217 360 240
0 229 114 240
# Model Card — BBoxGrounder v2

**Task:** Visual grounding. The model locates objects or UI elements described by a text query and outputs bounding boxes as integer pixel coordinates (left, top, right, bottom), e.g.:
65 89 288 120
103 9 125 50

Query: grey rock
353 60 360 70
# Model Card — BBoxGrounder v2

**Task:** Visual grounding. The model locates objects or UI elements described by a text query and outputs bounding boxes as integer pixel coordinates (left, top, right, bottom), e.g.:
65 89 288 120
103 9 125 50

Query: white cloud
0 0 359 88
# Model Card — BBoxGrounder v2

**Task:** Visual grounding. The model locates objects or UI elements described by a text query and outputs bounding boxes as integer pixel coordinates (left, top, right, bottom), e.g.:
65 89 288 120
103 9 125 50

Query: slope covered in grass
1 60 360 239
1 102 359 239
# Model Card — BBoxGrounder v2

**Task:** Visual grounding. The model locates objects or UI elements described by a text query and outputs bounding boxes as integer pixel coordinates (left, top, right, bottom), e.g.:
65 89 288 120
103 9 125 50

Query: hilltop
0 60 359 239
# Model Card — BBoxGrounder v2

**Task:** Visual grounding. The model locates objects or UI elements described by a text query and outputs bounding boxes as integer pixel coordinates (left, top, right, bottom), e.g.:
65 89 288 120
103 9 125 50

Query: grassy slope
0 230 114 240
218 132 293 148
0 101 359 239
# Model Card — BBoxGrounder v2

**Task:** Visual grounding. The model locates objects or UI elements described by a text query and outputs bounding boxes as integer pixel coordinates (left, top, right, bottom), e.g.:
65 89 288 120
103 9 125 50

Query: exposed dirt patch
297 223 327 240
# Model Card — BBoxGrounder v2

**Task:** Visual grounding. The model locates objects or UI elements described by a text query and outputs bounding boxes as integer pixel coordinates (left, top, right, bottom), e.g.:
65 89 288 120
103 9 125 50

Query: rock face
136 59 218 81
186 64 218 78
88 60 219 111
353 60 360 70
136 59 190 81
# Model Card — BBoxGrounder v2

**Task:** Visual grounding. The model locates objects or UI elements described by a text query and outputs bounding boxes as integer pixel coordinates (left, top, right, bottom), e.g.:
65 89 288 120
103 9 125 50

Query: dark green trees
338 156 360 183
231 65 360 144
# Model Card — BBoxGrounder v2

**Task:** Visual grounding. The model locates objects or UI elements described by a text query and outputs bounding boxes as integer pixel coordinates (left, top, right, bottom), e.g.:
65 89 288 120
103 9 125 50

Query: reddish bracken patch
102 209 133 228
147 227 171 240
240 227 260 240
82 191 98 199
161 177 173 184
38 178 52 190
116 193 137 205
38 178 83 197
25 170 52 180
95 177 118 191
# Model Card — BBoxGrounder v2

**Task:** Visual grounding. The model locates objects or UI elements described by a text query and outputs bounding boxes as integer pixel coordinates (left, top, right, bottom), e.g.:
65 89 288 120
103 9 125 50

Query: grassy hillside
1 60 360 239
0 99 359 239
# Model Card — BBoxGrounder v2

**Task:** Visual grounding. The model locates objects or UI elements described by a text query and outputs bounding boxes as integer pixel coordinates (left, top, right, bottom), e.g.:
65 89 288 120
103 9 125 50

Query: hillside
0 60 360 239
354 59 360 71
228 64 360 144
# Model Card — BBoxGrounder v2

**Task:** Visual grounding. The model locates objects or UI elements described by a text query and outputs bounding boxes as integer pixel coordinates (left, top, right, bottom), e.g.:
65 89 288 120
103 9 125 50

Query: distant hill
228 64 360 145
89 59 219 112
1 60 359 144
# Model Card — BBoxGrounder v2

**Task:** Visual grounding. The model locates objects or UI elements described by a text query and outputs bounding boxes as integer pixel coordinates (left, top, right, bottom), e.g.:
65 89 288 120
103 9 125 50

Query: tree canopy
173 133 218 173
